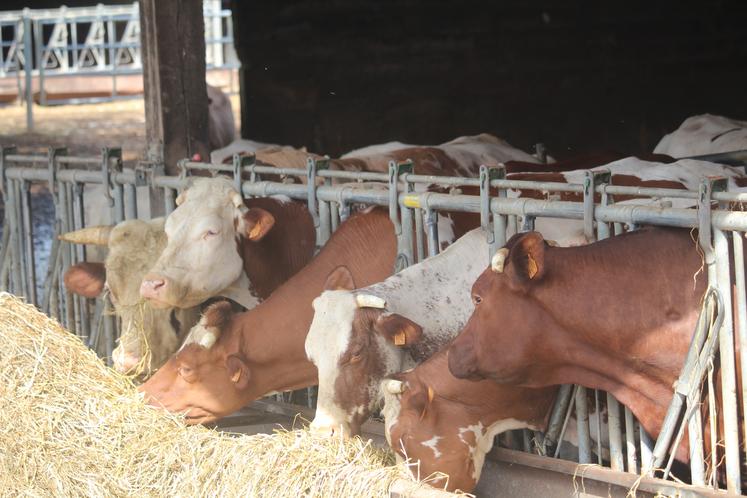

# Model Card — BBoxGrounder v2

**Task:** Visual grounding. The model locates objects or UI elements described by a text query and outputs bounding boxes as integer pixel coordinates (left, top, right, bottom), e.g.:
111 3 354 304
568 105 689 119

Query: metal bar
733 233 747 469
544 384 573 451
713 228 741 493
594 390 602 465
22 12 32 131
20 180 37 305
424 208 439 258
624 407 637 473
640 425 654 475
414 208 425 263
575 386 592 464
13 179 28 297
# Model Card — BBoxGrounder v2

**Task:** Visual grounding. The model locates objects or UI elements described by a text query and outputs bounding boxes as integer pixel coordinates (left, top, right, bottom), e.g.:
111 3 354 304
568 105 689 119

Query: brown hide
140 209 398 424
239 197 316 299
448 227 709 462
387 350 557 493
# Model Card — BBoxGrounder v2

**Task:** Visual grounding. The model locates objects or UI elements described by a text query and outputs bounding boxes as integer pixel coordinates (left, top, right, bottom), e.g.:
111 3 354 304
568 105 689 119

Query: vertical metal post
733 233 747 467
306 156 329 248
22 10 33 131
575 386 592 464
318 175 333 246
390 161 414 271
640 425 654 473
424 207 439 258
714 228 741 493
624 407 638 473
480 165 505 256
164 188 176 215
414 208 425 262
582 170 610 242
13 179 28 298
20 180 37 305
543 384 573 451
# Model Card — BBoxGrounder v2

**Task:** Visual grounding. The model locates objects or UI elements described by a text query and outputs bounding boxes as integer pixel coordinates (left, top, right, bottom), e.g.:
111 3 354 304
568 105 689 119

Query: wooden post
139 0 209 176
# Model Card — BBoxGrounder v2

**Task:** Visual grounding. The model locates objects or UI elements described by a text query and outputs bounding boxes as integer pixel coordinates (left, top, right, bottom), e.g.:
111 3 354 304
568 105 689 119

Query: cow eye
349 353 362 364
178 365 196 383
203 229 219 240
473 295 482 305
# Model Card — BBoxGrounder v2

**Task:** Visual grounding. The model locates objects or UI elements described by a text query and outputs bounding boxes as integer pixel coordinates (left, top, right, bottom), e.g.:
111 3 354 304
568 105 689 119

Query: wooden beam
139 0 209 175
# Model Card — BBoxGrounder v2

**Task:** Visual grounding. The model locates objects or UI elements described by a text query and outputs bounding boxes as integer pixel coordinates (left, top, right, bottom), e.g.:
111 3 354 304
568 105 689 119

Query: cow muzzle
309 420 353 438
140 273 169 307
447 342 482 380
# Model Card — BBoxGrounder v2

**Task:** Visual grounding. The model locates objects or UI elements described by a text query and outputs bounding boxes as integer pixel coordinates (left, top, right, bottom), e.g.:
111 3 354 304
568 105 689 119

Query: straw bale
0 293 453 498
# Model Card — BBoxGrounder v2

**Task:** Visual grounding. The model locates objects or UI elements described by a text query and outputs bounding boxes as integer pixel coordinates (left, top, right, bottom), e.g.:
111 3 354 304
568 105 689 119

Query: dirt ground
0 95 241 163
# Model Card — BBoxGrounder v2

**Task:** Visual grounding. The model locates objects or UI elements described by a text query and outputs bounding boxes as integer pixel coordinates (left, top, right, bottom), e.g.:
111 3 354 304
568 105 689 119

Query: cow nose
140 273 167 300
310 421 351 438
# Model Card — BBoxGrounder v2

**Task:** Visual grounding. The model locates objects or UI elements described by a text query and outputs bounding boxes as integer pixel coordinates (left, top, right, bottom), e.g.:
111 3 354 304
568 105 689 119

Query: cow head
61 219 200 376
448 231 549 383
139 301 255 424
140 177 275 309
383 351 556 494
304 266 423 437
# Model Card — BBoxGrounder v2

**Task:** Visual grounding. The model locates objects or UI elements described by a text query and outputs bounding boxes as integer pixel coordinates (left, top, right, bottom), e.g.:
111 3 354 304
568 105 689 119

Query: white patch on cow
305 290 359 434
421 436 443 458
209 138 281 164
439 134 542 176
436 215 456 249
341 141 413 158
269 194 292 204
458 418 529 481
654 114 747 158
180 318 218 351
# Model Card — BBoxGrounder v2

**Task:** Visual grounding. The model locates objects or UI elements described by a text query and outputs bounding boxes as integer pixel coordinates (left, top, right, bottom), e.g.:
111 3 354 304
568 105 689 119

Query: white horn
355 294 386 309
198 330 218 349
491 248 509 273
58 225 113 246
231 191 248 214
385 379 405 395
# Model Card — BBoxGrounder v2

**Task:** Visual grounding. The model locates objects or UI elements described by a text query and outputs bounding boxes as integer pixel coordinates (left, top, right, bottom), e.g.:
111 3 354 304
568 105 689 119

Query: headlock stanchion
3 146 747 493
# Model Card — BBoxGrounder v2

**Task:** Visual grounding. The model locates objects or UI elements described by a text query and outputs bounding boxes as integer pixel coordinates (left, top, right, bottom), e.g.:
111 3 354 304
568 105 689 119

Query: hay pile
0 293 443 497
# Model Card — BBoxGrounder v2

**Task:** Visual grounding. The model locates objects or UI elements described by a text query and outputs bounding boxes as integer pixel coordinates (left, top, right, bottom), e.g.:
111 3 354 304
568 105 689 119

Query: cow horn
491 248 509 273
175 190 188 206
58 225 113 246
197 329 218 349
385 379 405 394
355 294 386 309
231 191 248 214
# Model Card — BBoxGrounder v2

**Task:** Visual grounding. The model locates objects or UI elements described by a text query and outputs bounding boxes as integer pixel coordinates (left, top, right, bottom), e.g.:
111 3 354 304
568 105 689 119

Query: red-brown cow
447 227 714 461
383 350 557 493
139 209 398 423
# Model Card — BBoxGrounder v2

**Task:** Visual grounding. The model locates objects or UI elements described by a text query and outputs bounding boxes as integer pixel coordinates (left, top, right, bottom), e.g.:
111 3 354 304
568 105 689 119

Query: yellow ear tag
231 369 241 383
393 330 407 346
527 253 539 279
248 224 263 240
427 386 434 403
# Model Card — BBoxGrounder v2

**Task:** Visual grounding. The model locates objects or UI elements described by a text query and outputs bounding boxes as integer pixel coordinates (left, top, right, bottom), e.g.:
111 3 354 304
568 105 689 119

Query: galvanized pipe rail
2 148 747 493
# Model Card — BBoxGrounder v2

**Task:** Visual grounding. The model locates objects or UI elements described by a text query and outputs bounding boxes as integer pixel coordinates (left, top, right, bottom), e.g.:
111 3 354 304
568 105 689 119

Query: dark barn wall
232 0 747 159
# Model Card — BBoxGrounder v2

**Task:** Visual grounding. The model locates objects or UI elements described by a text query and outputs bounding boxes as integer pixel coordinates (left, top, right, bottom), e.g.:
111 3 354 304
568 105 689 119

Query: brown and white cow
61 218 200 375
382 350 557 493
447 227 714 461
139 209 399 423
206 84 236 151
140 177 315 310
654 113 747 158
304 228 489 437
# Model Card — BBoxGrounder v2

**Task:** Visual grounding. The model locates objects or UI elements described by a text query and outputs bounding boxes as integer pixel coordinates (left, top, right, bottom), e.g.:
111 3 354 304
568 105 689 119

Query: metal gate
1 145 746 494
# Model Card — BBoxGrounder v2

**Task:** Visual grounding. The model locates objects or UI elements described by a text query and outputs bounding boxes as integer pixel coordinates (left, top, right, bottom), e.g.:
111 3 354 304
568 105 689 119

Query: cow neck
424 352 555 432
217 270 260 310
231 209 398 399
239 197 316 300
526 228 705 444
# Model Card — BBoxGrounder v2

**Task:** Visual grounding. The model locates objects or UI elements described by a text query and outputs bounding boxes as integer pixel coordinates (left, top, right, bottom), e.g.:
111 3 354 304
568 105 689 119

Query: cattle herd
58 113 747 493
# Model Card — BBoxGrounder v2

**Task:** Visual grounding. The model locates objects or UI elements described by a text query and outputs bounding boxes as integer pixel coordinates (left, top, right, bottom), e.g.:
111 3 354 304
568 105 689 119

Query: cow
654 114 747 158
139 208 399 424
382 350 557 493
63 180 316 374
139 176 315 310
60 218 200 375
304 228 489 437
446 227 714 462
207 84 236 151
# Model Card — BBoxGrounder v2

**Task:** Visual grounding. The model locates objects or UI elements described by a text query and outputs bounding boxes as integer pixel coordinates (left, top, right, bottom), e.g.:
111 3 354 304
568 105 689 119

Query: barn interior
2 0 747 497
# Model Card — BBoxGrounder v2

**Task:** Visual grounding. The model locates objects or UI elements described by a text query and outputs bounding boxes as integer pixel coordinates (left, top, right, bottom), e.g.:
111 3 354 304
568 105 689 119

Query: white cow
654 114 747 158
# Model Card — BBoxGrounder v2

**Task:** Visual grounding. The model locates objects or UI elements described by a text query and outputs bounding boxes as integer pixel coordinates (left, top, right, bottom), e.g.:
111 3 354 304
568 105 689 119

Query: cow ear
242 208 275 241
508 232 546 283
323 265 356 291
375 313 423 347
404 383 434 421
226 354 250 390
63 262 106 298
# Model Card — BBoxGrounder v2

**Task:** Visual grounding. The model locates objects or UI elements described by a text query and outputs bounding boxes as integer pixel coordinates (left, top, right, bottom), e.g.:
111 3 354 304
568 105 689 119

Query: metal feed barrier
2 146 747 495
0 1 237 129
